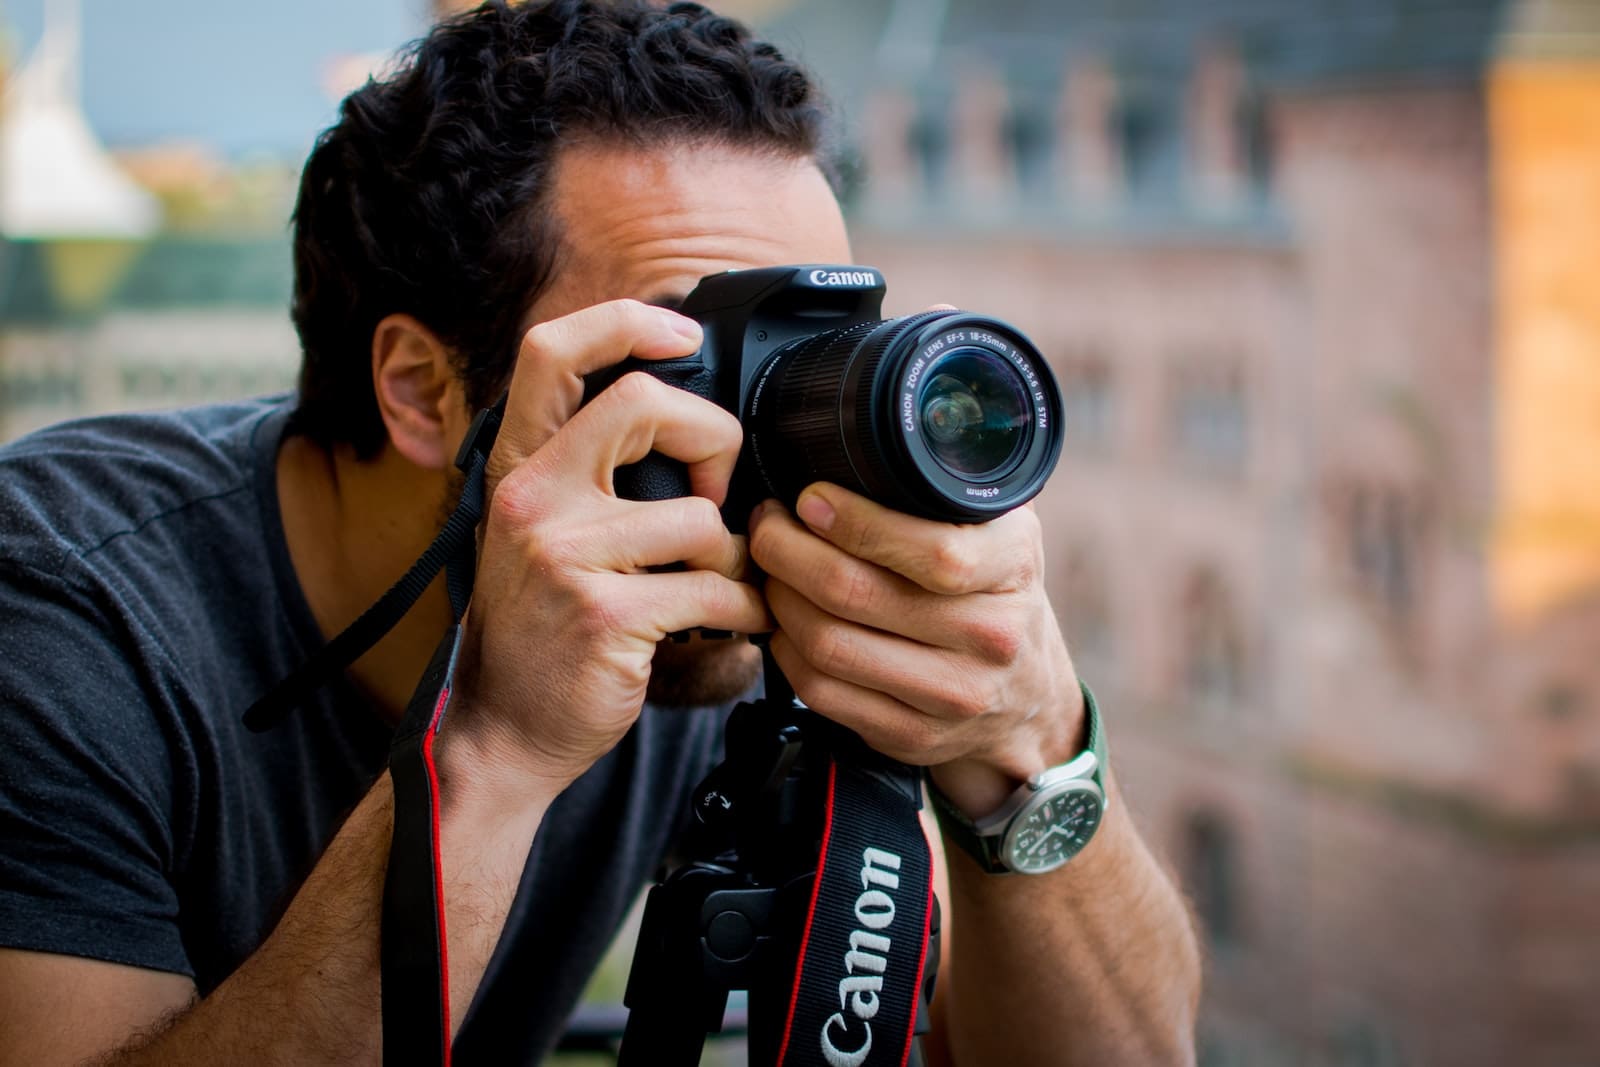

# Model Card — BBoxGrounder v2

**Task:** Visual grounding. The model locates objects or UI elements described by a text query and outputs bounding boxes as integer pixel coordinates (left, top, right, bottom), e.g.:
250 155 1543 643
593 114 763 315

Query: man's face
526 139 854 706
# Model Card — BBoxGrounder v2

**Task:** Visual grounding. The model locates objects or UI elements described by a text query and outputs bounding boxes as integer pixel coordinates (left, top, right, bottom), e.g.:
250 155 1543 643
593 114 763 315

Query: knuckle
699 570 744 615
969 617 1024 666
520 316 573 361
613 297 652 320
679 495 724 542
928 534 979 594
786 664 830 714
1012 541 1042 589
518 321 553 358
614 369 666 405
848 516 886 560
1011 515 1045 588
487 470 552 533
806 622 856 675
712 405 745 447
939 671 994 721
523 524 576 569
747 516 780 568
883 716 940 763
571 581 624 640
818 556 877 614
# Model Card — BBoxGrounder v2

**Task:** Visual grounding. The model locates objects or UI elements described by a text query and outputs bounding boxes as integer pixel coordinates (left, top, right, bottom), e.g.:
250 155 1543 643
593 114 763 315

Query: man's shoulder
0 397 292 575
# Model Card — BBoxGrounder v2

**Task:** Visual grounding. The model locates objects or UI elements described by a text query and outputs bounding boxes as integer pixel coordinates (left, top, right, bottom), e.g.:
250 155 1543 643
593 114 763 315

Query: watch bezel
999 779 1106 874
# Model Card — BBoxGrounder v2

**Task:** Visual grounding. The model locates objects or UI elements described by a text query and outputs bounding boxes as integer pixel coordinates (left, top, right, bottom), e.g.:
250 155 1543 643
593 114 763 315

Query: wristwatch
927 681 1108 875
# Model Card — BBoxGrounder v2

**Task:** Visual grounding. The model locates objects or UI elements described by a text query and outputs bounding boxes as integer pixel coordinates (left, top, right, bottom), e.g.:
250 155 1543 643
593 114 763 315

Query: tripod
617 651 941 1067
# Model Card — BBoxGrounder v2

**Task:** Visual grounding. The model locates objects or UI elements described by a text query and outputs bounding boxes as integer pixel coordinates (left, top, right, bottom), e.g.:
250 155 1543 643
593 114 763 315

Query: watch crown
1028 750 1099 791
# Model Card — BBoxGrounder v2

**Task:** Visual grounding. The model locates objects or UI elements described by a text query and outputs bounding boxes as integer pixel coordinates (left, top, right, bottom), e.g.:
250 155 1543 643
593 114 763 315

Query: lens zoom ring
762 321 878 491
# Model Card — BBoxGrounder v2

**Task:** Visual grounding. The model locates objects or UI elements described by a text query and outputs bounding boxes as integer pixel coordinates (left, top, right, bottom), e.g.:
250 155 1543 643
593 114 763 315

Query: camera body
584 264 1062 531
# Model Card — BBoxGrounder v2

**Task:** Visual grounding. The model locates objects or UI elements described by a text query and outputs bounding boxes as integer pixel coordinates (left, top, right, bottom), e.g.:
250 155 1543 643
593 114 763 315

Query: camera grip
582 356 717 502
615 453 691 504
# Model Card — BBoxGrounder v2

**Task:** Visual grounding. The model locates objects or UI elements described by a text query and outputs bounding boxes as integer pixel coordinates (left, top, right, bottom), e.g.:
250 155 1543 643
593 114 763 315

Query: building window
1058 351 1114 453
1005 97 1054 199
1343 486 1422 617
1170 362 1248 474
1057 545 1113 678
908 107 949 197
1239 93 1274 198
1181 569 1246 711
1116 93 1164 199
1115 72 1179 204
1184 812 1241 952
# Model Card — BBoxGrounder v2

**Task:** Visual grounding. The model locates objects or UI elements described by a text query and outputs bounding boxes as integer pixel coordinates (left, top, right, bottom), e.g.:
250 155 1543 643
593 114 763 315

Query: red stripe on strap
899 873 935 1067
422 685 452 1067
774 758 838 1063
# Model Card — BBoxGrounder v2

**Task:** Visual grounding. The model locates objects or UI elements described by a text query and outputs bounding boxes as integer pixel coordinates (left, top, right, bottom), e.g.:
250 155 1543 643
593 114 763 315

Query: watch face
1002 783 1104 874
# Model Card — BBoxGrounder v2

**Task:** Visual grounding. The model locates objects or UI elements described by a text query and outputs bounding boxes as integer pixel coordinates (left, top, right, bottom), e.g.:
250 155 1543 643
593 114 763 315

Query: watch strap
927 679 1107 874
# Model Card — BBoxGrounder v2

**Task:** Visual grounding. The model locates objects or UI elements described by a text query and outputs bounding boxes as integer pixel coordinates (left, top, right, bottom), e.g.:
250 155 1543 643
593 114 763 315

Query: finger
487 376 743 554
553 372 744 505
583 496 752 580
765 576 1000 724
750 501 996 652
790 483 1041 595
491 299 704 478
594 569 773 638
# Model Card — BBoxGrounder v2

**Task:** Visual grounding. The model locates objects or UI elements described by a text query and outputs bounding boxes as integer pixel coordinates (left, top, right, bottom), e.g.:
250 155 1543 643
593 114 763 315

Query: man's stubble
646 633 764 708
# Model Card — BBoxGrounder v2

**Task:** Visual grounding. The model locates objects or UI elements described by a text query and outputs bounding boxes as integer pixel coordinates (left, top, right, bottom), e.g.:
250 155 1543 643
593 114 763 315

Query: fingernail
796 491 834 532
663 311 703 343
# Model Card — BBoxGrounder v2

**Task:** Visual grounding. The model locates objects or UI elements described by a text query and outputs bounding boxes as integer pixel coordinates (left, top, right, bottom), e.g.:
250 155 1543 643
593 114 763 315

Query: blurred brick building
757 0 1600 1063
7 0 1597 1062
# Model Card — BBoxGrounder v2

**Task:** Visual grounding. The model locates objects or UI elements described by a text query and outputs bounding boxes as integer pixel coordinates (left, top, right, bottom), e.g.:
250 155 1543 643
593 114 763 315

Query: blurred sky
3 0 429 157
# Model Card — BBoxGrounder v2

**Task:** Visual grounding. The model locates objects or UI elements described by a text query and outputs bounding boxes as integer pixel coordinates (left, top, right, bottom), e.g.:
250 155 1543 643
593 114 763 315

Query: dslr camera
585 264 1063 527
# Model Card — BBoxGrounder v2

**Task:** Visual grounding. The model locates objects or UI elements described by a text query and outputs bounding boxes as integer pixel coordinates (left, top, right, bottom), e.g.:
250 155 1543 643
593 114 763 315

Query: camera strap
382 621 463 1067
241 396 504 733
245 392 938 1066
775 754 934 1067
372 401 507 1067
242 399 505 1065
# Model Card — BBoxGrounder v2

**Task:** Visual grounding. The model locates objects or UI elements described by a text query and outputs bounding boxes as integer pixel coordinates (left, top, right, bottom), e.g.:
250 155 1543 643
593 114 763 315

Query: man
0 1 1200 1062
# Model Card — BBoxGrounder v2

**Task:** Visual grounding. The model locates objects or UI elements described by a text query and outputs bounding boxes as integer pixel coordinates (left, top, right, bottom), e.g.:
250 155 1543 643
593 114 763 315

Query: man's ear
371 314 469 470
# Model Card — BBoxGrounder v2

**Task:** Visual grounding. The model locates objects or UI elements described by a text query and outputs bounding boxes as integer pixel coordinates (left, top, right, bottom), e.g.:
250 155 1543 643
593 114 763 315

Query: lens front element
744 310 1062 522
919 348 1031 479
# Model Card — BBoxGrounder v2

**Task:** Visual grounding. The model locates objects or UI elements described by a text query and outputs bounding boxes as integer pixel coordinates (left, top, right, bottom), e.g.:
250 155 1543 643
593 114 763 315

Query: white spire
1 0 159 239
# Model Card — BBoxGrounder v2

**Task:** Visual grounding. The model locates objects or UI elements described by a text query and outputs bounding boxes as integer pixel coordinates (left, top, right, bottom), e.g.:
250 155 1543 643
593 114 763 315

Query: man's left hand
747 482 1086 820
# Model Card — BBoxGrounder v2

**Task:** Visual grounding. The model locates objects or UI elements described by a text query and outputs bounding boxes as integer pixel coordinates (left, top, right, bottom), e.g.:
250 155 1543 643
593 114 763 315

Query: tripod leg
618 873 731 1067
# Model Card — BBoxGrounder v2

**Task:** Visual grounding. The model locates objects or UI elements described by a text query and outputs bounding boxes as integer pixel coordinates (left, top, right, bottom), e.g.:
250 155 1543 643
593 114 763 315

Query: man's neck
276 432 455 723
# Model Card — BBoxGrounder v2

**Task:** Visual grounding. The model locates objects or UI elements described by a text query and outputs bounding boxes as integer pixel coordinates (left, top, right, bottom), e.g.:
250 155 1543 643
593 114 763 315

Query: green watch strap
927 679 1108 874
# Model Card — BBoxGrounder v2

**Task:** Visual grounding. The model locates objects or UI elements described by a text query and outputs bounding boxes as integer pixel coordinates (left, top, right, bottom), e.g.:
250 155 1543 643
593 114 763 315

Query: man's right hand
438 298 771 804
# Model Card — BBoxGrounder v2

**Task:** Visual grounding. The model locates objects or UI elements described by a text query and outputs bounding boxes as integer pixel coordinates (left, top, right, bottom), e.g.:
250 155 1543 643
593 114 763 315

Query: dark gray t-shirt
0 397 725 1059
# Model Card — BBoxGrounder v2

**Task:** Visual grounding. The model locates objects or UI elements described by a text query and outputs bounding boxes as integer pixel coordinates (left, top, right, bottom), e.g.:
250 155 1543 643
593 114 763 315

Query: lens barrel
744 311 1062 522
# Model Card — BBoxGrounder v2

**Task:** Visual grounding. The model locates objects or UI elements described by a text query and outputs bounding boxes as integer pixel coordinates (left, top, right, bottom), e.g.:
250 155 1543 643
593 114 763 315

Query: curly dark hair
288 0 833 458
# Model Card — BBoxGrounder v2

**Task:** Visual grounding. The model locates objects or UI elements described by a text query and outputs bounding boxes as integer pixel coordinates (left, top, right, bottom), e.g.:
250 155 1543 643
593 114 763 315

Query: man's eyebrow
644 293 687 313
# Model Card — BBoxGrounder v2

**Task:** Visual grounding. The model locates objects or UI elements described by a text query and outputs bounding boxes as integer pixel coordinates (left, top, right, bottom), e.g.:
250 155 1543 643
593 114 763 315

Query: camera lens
744 311 1061 523
918 349 1031 479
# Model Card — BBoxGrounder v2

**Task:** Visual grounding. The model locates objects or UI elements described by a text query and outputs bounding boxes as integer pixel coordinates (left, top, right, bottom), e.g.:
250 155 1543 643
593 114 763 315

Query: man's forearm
100 764 548 1064
933 779 1201 1067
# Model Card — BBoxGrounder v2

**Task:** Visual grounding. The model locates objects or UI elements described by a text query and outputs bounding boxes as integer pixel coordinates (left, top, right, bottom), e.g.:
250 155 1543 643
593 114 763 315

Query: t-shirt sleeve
0 559 193 978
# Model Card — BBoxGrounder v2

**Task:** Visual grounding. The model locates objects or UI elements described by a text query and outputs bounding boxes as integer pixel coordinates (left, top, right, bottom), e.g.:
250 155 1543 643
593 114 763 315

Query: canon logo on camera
808 268 879 288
